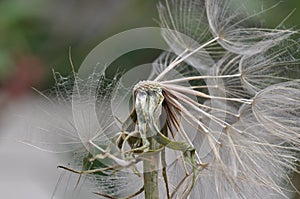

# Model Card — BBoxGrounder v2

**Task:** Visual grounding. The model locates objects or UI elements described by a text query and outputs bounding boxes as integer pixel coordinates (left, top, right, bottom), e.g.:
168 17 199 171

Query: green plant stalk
143 136 160 199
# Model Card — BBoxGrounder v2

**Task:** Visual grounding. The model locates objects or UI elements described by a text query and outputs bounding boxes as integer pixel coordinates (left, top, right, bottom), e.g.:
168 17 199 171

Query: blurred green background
0 0 159 99
0 0 299 198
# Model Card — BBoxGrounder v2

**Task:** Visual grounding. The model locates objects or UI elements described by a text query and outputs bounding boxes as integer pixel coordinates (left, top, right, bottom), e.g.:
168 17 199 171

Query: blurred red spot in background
1 55 46 99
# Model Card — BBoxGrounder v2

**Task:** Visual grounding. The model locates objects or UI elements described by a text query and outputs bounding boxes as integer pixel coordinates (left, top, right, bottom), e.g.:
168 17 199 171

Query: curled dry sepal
25 0 300 198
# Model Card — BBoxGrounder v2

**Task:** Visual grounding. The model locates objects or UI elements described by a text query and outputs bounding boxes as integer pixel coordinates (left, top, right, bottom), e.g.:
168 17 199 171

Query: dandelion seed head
155 0 300 198
25 0 300 198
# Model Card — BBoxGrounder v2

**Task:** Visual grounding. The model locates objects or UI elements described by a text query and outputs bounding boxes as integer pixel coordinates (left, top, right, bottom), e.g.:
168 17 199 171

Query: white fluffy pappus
25 0 300 198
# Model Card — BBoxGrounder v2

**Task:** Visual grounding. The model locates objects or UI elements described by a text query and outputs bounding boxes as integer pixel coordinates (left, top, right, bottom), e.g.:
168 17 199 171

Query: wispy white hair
26 0 300 198
157 0 300 198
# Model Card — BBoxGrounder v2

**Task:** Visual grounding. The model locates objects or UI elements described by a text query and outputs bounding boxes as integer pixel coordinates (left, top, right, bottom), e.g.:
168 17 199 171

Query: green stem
143 137 160 199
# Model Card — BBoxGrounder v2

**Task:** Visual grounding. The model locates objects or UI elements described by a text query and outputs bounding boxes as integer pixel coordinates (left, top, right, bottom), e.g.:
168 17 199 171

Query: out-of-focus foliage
0 0 158 96
0 0 45 79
